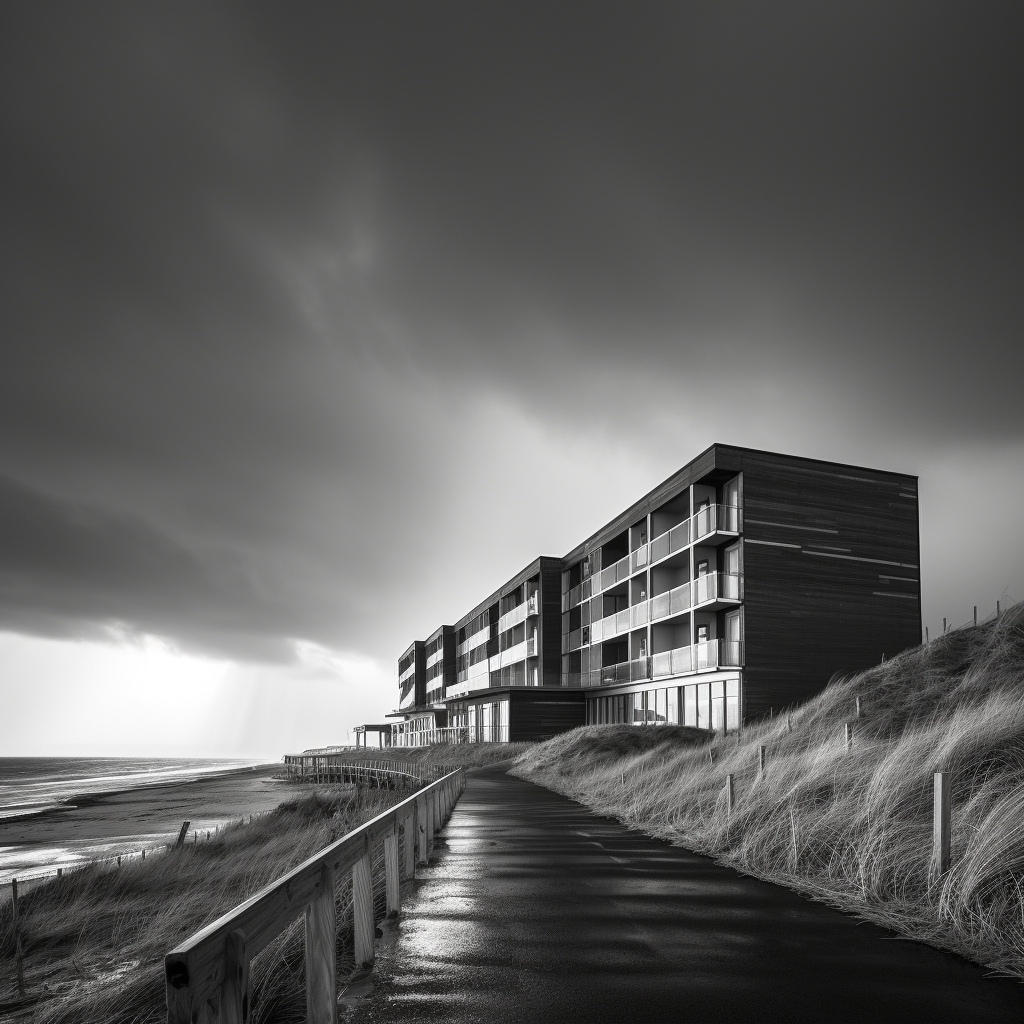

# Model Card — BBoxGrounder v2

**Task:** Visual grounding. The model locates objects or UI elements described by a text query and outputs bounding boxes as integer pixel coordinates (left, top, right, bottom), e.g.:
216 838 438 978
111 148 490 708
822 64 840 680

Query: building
387 444 921 743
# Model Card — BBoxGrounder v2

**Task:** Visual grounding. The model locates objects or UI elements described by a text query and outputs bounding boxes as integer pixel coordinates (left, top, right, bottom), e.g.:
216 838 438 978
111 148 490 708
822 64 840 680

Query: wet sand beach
0 765 296 887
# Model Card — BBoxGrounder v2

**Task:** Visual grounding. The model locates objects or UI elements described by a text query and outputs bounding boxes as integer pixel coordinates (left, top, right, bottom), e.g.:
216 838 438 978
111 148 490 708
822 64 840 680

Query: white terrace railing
164 767 465 1024
281 755 456 782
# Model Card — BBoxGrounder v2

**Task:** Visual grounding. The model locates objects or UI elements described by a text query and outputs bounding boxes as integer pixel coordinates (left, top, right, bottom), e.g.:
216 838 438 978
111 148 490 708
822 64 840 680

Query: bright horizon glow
0 632 392 759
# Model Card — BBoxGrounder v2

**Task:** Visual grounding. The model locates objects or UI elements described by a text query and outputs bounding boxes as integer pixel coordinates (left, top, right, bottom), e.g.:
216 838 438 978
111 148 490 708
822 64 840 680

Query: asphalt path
345 764 1024 1023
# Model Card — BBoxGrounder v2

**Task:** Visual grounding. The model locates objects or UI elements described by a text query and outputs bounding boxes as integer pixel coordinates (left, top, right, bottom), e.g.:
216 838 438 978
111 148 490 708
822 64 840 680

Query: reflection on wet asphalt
346 765 1024 1023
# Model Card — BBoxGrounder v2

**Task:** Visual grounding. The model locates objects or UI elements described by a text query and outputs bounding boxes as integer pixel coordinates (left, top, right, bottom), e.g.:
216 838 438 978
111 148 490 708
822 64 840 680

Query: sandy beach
0 765 297 887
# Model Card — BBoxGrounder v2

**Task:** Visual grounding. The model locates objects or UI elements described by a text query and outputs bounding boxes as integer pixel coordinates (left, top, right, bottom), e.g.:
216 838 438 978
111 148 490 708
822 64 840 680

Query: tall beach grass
0 786 406 1023
513 604 1024 977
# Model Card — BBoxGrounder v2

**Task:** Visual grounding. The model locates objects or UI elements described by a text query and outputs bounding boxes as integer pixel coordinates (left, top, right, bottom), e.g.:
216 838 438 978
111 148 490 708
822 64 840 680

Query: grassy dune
512 605 1024 978
342 741 534 768
0 787 406 1023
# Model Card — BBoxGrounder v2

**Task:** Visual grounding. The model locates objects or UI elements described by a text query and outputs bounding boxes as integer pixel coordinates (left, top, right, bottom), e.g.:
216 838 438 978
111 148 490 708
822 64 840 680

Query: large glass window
632 691 645 724
684 685 696 727
698 684 710 730
654 688 666 725
667 687 678 725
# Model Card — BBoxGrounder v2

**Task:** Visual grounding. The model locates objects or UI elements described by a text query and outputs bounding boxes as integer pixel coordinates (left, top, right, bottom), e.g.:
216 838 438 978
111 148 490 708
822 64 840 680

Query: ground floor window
586 679 740 732
465 698 510 742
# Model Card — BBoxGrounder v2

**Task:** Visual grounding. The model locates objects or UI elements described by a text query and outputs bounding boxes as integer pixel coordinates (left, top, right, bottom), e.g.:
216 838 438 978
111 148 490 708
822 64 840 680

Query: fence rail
281 756 456 783
165 767 465 1023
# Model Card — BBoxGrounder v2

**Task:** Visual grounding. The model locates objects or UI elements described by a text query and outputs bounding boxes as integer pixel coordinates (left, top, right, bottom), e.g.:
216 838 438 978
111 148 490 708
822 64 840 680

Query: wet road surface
346 765 1024 1023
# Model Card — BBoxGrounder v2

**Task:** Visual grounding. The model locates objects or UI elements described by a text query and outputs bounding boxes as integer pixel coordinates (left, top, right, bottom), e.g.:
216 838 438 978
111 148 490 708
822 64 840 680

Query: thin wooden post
384 825 400 917
305 862 338 1023
175 820 190 848
997 600 1001 617
845 723 853 751
221 929 250 1024
943 617 947 634
726 774 735 814
57 867 63 878
758 745 766 774
403 812 416 878
117 856 122 867
855 696 862 719
11 878 26 996
974 606 978 626
352 847 375 969
932 772 951 877
925 626 929 643
141 849 145 861
417 795 429 865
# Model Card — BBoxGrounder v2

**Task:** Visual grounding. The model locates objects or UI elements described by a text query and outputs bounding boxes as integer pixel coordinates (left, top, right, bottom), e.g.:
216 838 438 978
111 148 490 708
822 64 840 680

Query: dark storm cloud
0 2 1021 662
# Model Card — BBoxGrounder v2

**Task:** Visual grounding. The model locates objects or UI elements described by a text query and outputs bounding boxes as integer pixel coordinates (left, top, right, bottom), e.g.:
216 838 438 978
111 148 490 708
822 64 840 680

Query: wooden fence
281 755 455 785
164 766 465 1023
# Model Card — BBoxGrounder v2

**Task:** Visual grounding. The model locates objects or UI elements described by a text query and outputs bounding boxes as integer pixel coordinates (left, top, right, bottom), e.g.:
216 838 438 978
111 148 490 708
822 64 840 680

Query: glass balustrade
526 594 539 616
501 641 527 667
650 582 690 622
525 636 537 657
591 619 603 643
569 628 582 651
631 602 649 627
695 639 718 670
630 545 649 573
692 572 741 606
630 657 651 681
615 608 630 634
498 602 528 634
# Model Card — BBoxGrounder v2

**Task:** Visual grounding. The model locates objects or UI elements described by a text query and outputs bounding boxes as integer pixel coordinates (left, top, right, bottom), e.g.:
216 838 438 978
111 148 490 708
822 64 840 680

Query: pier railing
281 755 456 785
164 767 465 1023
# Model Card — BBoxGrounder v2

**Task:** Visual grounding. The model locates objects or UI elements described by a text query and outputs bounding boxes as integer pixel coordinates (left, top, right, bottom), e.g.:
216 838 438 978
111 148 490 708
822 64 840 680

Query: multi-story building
387 445 921 743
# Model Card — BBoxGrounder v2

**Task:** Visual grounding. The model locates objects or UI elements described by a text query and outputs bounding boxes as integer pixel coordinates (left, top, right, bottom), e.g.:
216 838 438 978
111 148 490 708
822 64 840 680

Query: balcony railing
526 593 539 616
593 553 631 596
651 645 693 678
630 544 649 573
650 581 691 622
500 641 527 667
648 505 743 567
692 572 741 606
498 602 529 634
525 636 537 657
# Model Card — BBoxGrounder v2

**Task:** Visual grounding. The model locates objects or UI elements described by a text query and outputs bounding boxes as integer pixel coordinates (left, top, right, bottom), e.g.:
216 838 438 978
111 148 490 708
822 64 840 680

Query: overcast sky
1 3 1021 757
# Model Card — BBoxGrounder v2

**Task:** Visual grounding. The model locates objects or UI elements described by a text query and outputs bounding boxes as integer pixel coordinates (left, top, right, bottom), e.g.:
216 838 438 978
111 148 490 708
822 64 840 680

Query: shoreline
0 762 281 826
0 764 296 887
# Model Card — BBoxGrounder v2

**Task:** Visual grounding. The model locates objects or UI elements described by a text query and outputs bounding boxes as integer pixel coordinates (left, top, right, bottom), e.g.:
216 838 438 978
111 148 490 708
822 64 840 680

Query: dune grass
512 604 1024 978
0 786 407 1023
342 741 534 768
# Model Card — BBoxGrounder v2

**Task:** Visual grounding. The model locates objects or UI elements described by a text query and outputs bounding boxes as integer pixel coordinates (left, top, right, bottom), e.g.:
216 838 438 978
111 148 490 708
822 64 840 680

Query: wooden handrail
165 767 465 1023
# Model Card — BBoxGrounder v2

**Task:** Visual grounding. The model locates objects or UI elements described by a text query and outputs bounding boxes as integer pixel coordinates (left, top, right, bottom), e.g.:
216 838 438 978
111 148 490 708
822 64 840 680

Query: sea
0 756 267 887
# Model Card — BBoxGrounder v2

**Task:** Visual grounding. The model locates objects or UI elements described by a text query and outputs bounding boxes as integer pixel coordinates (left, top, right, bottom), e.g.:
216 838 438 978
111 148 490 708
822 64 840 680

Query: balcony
649 519 689 564
631 602 649 627
630 544 649 573
593 553 631 596
648 505 743 568
498 602 529 633
649 581 691 623
526 593 539 616
651 645 693 678
691 572 741 608
692 503 742 543
500 640 527 667
526 636 537 657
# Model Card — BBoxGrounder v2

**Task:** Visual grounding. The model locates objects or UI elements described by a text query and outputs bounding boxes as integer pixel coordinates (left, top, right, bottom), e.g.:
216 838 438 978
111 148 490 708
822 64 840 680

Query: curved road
346 764 1023 1023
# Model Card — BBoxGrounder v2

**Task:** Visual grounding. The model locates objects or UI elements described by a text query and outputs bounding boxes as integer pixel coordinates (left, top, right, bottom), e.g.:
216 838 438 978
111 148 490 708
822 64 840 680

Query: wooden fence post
11 877 26 996
175 820 190 848
726 774 735 814
418 796 431 864
855 696 862 719
384 825 400 917
221 929 249 1024
758 745 766 774
845 723 853 751
305 862 338 1023
932 772 951 877
352 845 375 969
974 606 977 626
404 810 416 878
